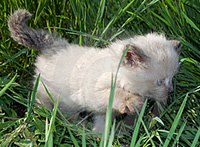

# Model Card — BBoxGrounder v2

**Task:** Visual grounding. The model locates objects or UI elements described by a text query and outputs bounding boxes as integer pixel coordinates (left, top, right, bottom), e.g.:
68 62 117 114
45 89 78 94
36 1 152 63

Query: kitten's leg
92 114 106 133
92 88 144 133
123 114 136 126
153 100 167 116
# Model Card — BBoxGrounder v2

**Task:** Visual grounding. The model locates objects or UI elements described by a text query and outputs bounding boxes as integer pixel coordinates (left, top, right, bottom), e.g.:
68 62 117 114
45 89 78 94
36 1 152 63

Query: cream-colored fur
8 9 181 133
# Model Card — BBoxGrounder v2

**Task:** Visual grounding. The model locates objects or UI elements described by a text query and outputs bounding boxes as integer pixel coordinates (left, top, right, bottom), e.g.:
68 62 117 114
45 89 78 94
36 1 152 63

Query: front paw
119 96 144 114
92 125 105 133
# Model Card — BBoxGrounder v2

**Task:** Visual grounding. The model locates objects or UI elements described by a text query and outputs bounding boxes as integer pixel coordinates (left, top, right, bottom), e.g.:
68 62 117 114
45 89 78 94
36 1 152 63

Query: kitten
8 9 181 133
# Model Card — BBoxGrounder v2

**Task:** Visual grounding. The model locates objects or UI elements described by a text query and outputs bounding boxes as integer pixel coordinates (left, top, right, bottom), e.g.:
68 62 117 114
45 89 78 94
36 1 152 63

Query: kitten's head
121 33 181 101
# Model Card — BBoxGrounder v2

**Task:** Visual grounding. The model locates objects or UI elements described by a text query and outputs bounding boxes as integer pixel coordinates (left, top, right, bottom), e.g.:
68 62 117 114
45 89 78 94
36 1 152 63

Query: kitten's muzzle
167 79 174 94
168 86 174 94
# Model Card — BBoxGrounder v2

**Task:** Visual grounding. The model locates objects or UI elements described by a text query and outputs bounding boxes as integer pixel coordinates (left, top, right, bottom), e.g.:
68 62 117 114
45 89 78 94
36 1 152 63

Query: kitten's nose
167 80 174 94
168 86 174 94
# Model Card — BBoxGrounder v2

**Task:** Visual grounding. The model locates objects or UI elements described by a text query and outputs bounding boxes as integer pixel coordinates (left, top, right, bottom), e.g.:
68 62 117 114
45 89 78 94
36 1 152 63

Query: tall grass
0 0 200 146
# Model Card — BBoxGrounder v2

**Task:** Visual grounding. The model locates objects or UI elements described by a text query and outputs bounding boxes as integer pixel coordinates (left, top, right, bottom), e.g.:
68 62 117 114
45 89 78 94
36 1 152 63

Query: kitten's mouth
144 93 168 100
133 93 142 97
135 93 168 101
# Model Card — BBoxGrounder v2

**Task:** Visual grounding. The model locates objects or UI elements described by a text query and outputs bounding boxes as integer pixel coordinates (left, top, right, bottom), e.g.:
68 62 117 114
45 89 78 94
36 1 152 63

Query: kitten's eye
156 79 165 86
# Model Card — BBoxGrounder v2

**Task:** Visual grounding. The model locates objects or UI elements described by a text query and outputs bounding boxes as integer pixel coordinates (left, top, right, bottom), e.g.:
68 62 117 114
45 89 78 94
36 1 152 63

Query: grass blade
0 73 17 97
182 12 200 32
82 126 86 147
100 0 137 39
92 0 106 34
163 93 188 146
45 95 60 147
26 74 40 122
51 27 109 43
1 120 27 146
191 127 200 147
1 48 28 66
130 99 148 147
67 127 80 147
172 120 187 147
34 0 48 25
102 44 130 147
107 119 116 147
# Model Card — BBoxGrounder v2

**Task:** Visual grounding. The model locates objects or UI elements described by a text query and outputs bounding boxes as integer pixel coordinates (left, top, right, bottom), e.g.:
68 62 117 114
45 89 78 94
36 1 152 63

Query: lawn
0 0 200 146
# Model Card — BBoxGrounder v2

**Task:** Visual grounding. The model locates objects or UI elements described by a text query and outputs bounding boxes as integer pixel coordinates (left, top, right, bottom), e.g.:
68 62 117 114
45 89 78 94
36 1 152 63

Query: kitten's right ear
122 44 150 67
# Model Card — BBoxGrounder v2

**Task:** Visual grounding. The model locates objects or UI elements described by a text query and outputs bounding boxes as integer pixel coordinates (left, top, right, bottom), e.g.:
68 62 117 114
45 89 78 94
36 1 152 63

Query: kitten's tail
8 9 67 50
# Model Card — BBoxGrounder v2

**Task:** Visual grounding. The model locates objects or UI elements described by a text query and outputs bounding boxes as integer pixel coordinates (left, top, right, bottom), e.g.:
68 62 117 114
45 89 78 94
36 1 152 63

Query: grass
0 0 200 146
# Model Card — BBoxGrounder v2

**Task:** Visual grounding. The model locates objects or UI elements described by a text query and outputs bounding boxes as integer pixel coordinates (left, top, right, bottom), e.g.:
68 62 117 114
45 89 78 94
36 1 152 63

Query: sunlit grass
0 0 200 146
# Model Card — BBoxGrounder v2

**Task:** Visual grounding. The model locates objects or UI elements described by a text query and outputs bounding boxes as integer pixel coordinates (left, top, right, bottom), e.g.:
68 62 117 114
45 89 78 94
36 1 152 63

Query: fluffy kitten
8 9 181 133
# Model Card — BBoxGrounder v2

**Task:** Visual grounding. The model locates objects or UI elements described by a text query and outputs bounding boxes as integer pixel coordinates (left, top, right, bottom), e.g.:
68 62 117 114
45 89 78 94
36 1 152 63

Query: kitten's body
8 9 181 132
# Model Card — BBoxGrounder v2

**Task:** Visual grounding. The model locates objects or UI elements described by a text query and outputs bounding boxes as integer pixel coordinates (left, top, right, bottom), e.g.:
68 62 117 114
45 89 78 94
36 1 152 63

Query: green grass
0 0 200 146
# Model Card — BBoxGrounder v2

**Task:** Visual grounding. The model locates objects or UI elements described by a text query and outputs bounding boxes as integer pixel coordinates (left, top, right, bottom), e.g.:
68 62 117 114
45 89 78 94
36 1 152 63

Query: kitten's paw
119 96 144 114
92 125 105 133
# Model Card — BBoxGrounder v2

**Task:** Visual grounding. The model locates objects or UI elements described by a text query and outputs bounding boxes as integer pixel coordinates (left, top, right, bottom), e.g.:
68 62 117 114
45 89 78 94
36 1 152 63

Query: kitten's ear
170 40 182 54
122 44 150 67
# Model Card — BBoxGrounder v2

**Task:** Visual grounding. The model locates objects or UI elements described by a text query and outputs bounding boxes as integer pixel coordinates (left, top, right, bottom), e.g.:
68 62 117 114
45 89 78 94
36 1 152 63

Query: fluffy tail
8 9 62 50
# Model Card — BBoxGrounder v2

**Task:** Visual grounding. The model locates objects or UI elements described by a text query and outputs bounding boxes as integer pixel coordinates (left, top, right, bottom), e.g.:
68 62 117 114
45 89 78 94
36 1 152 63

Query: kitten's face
126 70 178 101
139 71 177 100
141 53 179 100
121 35 181 101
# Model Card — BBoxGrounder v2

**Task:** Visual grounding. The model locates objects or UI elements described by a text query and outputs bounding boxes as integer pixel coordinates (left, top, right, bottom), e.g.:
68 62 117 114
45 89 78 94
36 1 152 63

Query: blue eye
156 79 164 86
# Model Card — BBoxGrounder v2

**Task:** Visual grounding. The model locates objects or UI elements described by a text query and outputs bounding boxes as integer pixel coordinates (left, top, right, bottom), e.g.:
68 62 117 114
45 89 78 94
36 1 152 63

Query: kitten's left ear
122 44 150 67
170 40 182 54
